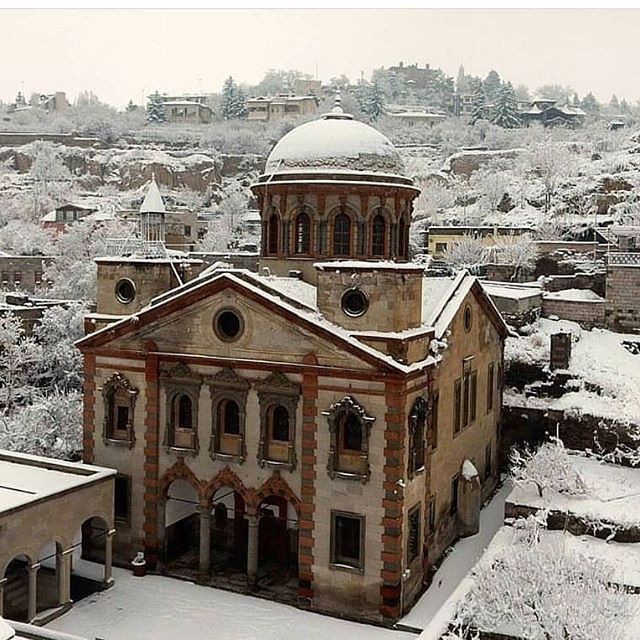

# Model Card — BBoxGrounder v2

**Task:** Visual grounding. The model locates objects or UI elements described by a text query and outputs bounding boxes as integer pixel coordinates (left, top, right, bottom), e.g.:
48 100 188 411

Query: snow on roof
0 450 115 513
140 178 166 214
508 453 640 527
543 288 604 302
390 111 446 120
0 620 13 640
314 260 424 272
462 459 478 480
264 110 406 177
261 276 317 310
482 281 542 301
162 100 209 107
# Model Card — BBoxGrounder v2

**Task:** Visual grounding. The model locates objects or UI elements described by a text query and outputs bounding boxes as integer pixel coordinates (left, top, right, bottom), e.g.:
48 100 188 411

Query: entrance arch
2 554 32 622
210 486 248 573
164 479 199 569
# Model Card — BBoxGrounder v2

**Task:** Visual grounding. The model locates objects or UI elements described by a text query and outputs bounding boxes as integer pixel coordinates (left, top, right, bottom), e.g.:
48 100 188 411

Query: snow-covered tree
447 514 636 640
445 236 486 271
146 91 167 124
357 81 385 122
0 220 55 256
470 80 487 125
482 69 501 104
221 77 246 120
492 82 521 129
29 141 71 207
510 438 587 498
15 91 26 108
581 91 601 115
526 138 576 213
0 390 82 460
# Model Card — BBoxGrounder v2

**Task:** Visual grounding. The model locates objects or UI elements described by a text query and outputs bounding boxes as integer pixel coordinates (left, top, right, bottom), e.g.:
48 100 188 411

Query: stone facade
0 256 52 293
542 297 605 328
605 260 640 333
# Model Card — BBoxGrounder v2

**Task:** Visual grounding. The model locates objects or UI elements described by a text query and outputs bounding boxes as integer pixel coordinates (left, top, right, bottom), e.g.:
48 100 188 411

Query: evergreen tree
620 98 631 114
356 82 385 122
15 91 26 107
571 93 581 107
146 91 166 123
126 99 137 112
456 65 468 93
581 91 600 114
483 70 501 104
470 80 487 125
221 76 246 120
609 94 620 111
492 82 521 128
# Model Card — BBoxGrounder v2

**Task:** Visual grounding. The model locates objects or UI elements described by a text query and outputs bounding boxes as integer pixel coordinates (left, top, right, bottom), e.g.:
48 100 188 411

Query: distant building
388 110 447 127
520 99 586 128
10 91 69 114
41 203 99 232
246 95 318 123
425 226 533 260
160 100 213 125
293 79 322 97
0 255 53 293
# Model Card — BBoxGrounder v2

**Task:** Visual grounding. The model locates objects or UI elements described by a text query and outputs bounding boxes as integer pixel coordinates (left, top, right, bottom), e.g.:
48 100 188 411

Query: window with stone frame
407 503 421 564
450 474 460 516
162 363 202 455
333 212 352 256
294 209 312 255
484 441 492 481
323 396 375 483
453 379 462 435
267 212 280 256
487 362 495 413
456 357 477 433
209 367 250 463
408 396 428 478
256 372 300 471
330 511 365 572
102 372 138 447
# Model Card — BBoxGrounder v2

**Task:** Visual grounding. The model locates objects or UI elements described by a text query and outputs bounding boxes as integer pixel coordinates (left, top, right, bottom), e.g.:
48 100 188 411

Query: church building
77 103 507 623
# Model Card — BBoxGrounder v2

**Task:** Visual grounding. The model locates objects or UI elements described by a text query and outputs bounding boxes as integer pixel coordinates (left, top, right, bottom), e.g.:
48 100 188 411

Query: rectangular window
435 242 447 253
450 475 459 516
1 271 8 284
463 371 470 427
487 363 494 413
114 474 131 522
184 225 192 237
470 371 477 423
331 511 364 571
431 391 439 449
34 270 43 285
116 406 129 431
453 379 461 435
427 496 436 532
407 504 421 564
485 442 492 481
13 271 22 285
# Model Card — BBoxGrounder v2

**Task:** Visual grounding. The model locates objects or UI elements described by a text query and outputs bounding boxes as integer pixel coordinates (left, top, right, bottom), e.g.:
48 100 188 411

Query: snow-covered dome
263 107 406 178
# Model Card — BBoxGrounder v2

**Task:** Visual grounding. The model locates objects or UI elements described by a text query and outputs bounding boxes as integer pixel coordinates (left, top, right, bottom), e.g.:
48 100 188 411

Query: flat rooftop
0 450 115 514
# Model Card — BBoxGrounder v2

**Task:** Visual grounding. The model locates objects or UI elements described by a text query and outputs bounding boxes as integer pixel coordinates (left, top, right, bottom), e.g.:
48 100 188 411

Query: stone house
0 256 53 293
77 105 506 623
246 95 318 123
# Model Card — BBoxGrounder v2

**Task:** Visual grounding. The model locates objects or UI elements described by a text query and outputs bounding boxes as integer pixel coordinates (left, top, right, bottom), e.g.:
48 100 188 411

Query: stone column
246 512 259 587
104 529 115 588
198 505 211 575
28 563 40 622
59 549 73 605
0 577 7 618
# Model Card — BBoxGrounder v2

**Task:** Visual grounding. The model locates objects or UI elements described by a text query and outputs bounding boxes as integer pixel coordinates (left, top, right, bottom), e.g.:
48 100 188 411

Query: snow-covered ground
47 568 415 640
399 480 511 630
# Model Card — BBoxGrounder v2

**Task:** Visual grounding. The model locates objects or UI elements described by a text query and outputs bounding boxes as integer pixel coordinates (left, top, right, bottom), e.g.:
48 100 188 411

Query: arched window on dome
371 214 386 257
398 216 408 259
294 211 311 255
267 213 280 256
333 213 351 256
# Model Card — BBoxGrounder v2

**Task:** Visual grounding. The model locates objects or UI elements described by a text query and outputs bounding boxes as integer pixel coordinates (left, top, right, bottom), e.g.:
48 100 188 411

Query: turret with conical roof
139 176 166 244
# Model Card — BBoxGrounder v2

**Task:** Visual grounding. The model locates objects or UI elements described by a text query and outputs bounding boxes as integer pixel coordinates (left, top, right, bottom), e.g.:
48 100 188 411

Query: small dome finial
331 89 344 115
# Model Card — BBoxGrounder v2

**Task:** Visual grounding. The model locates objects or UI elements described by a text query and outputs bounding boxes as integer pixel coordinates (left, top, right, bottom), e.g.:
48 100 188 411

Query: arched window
219 399 240 435
270 405 290 442
398 217 408 259
341 413 363 451
267 213 279 256
408 397 428 476
294 211 311 254
333 213 351 256
176 394 193 429
371 214 386 257
103 373 137 446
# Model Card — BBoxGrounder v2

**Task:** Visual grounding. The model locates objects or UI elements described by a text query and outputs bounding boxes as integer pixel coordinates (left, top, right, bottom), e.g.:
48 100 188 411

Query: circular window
341 288 369 317
463 305 473 332
115 278 136 304
214 308 244 341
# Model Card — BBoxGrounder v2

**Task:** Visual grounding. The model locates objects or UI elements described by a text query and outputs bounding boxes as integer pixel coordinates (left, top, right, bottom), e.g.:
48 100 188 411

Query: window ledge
166 445 198 457
103 437 134 449
259 458 295 472
211 452 245 464
331 469 370 484
329 562 364 575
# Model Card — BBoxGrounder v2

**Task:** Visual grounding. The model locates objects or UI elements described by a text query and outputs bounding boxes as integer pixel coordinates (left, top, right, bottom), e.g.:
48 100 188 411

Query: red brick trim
298 352 318 602
82 350 96 464
143 351 160 568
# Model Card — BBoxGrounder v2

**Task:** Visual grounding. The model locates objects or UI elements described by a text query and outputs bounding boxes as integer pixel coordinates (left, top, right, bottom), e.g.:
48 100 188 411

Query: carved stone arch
0 549 36 579
322 396 375 483
255 372 300 471
101 372 138 448
254 470 301 517
203 465 253 507
160 458 205 503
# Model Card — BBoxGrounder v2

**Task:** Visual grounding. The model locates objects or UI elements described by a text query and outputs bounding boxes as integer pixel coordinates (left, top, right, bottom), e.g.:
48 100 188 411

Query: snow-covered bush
445 236 486 270
510 438 587 498
446 516 637 640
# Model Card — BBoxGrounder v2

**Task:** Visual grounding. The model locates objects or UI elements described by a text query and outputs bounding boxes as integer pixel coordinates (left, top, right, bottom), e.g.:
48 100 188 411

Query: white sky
2 8 640 108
